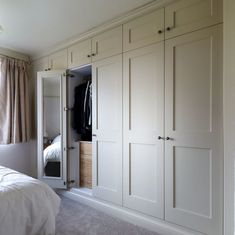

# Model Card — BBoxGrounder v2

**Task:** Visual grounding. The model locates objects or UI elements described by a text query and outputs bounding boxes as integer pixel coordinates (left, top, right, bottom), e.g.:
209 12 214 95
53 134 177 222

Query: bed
44 135 61 177
0 166 61 235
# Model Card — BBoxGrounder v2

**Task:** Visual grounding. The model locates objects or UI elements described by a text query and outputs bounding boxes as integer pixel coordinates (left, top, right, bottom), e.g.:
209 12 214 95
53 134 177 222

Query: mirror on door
41 76 62 178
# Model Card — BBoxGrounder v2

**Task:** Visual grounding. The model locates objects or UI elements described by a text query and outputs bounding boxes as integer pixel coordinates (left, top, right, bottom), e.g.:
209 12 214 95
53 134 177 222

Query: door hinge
65 180 75 186
66 73 75 78
67 146 75 150
64 146 75 151
64 107 73 111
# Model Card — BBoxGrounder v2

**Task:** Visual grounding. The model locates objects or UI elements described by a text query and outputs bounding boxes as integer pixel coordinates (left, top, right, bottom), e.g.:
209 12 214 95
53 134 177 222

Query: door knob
158 30 163 34
87 54 91 58
91 53 96 56
166 137 170 140
166 27 171 31
158 136 164 140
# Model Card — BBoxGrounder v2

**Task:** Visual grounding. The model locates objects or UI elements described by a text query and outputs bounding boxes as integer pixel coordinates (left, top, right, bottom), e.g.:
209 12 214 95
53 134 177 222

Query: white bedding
44 141 61 164
0 166 61 235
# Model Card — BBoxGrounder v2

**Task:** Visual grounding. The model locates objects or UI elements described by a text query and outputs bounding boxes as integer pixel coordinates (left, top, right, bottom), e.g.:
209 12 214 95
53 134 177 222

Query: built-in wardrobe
35 0 223 234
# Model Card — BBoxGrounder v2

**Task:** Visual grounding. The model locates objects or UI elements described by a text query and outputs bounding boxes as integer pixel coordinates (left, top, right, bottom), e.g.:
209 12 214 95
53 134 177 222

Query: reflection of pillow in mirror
52 135 61 144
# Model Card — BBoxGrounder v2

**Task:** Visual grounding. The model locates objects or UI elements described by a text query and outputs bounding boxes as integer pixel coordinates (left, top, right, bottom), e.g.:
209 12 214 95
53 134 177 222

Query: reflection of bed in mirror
43 135 61 177
42 75 62 178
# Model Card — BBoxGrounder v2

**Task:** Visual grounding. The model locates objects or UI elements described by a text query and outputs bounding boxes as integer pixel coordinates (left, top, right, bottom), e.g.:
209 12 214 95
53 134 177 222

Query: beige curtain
0 56 30 144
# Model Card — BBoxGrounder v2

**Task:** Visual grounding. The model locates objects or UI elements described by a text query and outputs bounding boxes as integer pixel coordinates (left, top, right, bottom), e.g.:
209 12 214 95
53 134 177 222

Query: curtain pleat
0 56 30 144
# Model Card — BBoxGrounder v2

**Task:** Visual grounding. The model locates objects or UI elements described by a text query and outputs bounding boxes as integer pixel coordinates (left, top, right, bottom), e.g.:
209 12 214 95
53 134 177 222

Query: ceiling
0 0 155 57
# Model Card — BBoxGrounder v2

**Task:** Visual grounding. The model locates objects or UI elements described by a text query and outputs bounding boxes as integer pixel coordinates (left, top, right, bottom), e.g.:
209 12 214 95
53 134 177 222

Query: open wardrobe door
37 70 68 189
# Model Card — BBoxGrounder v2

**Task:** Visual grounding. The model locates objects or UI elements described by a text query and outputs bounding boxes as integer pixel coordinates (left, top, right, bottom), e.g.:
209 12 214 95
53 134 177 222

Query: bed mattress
0 166 61 235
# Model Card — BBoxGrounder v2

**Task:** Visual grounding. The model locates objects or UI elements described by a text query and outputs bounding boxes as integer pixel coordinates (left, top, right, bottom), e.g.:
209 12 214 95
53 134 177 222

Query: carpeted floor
56 196 161 235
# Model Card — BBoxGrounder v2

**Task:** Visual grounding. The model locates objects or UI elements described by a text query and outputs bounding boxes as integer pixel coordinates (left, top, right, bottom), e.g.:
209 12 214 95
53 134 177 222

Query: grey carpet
56 196 161 235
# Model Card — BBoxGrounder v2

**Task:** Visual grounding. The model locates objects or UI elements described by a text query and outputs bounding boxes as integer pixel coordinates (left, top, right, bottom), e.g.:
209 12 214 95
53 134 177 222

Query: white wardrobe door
123 43 164 218
165 0 222 39
92 55 122 205
165 25 223 235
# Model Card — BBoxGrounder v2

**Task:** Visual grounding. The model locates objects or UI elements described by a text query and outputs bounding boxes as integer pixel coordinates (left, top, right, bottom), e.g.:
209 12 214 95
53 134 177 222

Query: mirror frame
37 70 67 189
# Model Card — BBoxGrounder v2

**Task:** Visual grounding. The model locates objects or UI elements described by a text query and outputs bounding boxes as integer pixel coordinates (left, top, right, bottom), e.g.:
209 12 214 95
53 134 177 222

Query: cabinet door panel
92 55 122 205
123 8 164 52
92 26 122 62
165 0 222 39
49 49 68 70
123 43 164 218
68 39 92 69
165 25 223 235
33 57 49 72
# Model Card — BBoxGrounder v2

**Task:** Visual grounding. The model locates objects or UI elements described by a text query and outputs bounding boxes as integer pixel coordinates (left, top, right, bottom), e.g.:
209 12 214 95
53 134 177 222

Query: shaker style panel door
48 49 68 70
165 25 223 235
123 43 164 218
92 26 122 62
92 55 122 205
68 39 92 69
123 8 164 52
165 0 223 39
33 57 49 72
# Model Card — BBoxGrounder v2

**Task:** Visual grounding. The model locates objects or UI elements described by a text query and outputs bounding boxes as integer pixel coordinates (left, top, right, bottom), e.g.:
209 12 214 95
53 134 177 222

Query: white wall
223 0 235 234
44 97 60 138
0 142 31 175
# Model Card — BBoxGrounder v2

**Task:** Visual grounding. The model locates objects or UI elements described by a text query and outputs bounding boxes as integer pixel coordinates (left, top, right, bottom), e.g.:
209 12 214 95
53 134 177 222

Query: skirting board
60 189 204 235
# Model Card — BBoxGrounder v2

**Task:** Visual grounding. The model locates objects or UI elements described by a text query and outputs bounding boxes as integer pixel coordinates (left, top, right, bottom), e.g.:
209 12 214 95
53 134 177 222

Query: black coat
73 81 92 140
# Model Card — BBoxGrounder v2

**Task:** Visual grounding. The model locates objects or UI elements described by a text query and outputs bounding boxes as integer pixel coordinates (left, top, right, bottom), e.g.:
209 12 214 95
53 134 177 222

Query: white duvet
44 142 61 164
0 166 61 235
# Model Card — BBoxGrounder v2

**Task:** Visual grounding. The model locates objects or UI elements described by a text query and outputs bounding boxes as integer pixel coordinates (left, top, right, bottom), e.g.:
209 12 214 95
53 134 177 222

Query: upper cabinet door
164 25 223 235
123 8 164 52
92 26 122 62
165 0 223 39
49 49 68 70
68 39 92 69
92 55 122 206
33 57 49 72
123 43 164 219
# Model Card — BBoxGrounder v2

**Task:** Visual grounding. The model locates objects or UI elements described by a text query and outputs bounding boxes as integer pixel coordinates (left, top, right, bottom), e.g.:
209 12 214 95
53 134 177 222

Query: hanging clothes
73 81 92 140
